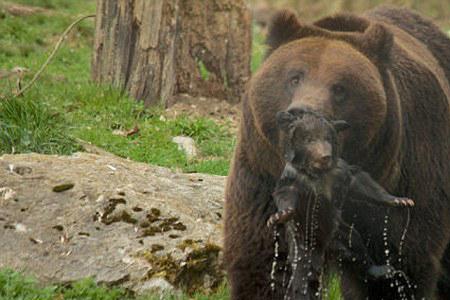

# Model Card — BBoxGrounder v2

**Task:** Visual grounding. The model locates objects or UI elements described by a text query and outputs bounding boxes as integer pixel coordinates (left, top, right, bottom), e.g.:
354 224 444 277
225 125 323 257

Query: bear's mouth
304 166 326 179
305 162 334 179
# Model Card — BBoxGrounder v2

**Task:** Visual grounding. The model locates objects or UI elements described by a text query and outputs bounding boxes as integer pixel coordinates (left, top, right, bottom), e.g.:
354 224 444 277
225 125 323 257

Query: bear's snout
308 141 333 172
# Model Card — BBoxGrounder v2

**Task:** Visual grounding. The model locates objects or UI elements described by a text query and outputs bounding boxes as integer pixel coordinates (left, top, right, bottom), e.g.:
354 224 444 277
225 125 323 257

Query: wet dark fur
270 111 413 298
224 5 450 300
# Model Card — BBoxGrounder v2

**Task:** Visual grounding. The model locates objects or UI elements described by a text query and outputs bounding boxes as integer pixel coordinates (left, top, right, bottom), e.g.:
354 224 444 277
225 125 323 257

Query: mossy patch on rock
140 240 223 294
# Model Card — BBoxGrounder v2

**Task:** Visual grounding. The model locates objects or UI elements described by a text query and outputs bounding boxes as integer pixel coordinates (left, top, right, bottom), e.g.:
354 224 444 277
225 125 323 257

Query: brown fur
224 6 450 300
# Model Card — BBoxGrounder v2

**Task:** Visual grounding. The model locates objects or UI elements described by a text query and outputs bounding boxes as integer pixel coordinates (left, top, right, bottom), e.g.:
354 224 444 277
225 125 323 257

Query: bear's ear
276 111 296 132
359 23 393 63
266 9 302 56
331 120 350 132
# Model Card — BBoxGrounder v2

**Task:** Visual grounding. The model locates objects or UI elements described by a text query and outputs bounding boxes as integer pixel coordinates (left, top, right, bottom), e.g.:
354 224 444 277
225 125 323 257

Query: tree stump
92 0 252 107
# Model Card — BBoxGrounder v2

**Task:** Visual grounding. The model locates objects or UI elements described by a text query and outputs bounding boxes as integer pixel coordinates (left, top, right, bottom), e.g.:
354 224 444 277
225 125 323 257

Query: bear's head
245 10 400 180
276 109 349 177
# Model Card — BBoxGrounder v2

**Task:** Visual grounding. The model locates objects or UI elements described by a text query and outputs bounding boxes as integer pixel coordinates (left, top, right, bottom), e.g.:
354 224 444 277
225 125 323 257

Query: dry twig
14 14 95 97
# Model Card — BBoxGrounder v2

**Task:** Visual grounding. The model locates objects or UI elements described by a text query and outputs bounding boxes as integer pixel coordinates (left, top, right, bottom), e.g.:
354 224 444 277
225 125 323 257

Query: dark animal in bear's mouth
268 109 414 229
267 109 414 298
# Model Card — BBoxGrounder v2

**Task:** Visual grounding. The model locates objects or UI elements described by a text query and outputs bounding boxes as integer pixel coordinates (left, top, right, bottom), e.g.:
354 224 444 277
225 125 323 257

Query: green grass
0 97 81 154
0 269 230 300
251 25 266 73
0 269 344 300
0 0 236 176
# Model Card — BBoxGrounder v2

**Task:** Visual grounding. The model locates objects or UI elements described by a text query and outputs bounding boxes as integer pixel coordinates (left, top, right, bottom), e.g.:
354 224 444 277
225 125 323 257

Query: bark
92 0 251 107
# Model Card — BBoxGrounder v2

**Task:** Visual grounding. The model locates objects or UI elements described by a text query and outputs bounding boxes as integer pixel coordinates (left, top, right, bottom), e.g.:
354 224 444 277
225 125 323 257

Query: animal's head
276 109 349 177
248 10 394 165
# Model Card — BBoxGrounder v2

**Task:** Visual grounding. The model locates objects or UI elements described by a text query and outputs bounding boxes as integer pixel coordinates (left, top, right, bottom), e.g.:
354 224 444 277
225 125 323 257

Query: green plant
0 97 80 155
0 269 231 300
60 278 128 300
197 60 211 81
251 25 267 72
0 269 56 300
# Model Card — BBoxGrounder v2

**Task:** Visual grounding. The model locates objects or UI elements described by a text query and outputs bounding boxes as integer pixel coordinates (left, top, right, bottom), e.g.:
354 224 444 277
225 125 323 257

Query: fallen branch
14 14 95 97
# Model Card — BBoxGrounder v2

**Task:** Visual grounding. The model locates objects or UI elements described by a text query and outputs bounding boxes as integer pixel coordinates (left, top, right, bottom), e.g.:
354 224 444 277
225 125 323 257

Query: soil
165 94 241 133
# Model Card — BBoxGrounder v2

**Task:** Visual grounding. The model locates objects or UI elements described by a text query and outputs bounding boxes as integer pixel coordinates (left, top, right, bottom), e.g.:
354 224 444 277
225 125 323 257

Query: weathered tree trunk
92 0 251 107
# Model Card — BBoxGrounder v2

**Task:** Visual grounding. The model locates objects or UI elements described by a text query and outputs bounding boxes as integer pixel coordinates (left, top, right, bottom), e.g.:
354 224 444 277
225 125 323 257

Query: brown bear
224 5 450 300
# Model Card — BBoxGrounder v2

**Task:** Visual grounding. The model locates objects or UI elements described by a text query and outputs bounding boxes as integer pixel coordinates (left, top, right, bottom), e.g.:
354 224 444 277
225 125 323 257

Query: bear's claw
394 197 415 207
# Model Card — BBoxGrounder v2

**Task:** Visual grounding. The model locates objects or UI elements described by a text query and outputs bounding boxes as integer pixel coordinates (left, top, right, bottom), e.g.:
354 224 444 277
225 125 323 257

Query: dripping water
310 190 320 253
398 208 411 263
393 208 413 300
348 223 354 249
285 221 299 300
271 227 280 292
383 211 391 267
390 269 415 300
304 189 313 252
383 208 415 300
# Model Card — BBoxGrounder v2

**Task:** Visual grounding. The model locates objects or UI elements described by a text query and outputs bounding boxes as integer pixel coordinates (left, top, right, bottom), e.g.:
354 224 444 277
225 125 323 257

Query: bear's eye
288 71 304 88
332 84 347 104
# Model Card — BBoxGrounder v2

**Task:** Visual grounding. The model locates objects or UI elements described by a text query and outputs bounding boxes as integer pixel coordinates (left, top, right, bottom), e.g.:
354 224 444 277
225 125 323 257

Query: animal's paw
393 197 415 207
266 208 294 228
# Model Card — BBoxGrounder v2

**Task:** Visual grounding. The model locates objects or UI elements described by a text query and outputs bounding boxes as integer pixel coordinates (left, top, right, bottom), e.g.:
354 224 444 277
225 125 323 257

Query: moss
139 221 150 228
150 244 165 253
139 226 162 237
146 208 161 223
177 242 223 294
176 239 195 251
142 253 179 284
150 208 161 217
109 198 126 205
140 241 223 294
52 183 74 192
172 222 187 231
146 214 160 223
104 210 137 225
132 206 143 212
160 224 172 232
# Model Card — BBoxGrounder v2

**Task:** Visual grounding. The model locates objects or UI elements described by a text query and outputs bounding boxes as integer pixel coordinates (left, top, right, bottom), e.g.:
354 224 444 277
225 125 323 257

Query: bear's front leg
224 160 284 299
347 165 414 207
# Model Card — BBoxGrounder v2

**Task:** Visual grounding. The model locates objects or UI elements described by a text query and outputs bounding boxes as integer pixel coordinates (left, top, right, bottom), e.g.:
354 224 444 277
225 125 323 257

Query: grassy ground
0 269 230 300
0 0 235 177
0 268 342 300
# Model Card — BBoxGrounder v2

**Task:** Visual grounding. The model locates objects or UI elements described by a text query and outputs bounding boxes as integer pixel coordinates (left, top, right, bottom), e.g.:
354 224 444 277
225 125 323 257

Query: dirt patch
1 2 52 16
165 94 241 133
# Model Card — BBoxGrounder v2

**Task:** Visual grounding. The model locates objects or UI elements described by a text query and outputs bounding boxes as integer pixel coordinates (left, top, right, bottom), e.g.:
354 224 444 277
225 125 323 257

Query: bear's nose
287 106 307 116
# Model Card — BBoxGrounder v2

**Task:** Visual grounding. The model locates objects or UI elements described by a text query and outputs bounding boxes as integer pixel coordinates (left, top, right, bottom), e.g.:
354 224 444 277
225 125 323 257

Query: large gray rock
0 153 225 294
